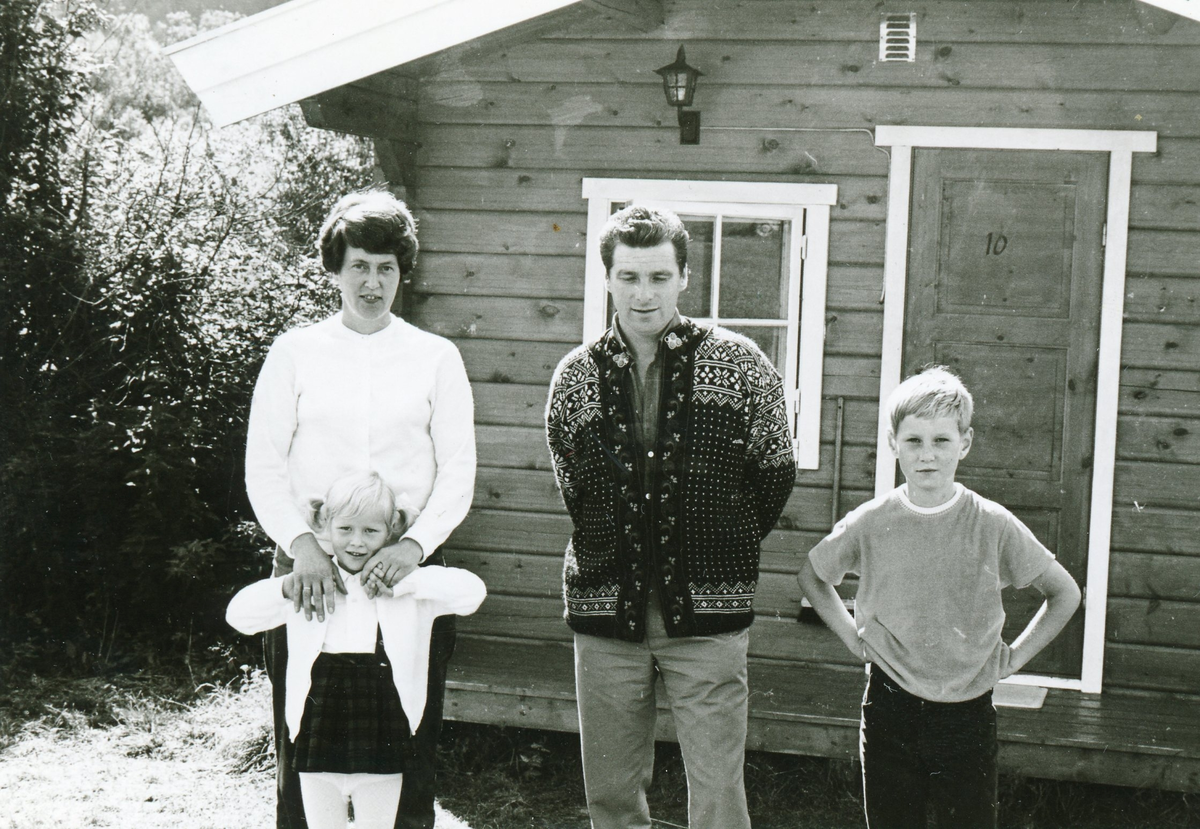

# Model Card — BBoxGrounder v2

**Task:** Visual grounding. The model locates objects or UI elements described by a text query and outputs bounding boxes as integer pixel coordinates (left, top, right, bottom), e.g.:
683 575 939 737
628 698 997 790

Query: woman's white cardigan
244 313 477 560
227 566 485 742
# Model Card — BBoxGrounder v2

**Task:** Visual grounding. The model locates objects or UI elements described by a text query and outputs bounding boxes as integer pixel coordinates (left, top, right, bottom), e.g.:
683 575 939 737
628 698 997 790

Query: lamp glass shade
654 46 702 108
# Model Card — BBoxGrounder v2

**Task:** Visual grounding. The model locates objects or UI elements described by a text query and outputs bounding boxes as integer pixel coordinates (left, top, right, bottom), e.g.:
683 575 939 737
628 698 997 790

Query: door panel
934 342 1066 479
904 149 1107 678
940 180 1078 318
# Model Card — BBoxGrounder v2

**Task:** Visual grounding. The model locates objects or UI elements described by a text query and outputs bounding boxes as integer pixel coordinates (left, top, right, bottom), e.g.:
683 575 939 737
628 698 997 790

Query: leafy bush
0 3 376 672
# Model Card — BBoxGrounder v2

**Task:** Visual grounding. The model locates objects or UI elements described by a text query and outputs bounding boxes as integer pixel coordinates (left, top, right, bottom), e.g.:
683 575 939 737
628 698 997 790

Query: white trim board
1137 0 1200 24
164 0 581 126
875 126 1156 154
582 178 838 206
873 125 1157 695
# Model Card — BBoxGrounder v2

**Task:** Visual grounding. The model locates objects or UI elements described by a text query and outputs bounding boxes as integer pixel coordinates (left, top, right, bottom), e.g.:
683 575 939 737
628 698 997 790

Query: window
582 178 835 469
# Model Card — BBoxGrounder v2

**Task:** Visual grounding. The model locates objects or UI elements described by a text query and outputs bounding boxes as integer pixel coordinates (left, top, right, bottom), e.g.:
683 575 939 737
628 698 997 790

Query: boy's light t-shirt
808 483 1055 702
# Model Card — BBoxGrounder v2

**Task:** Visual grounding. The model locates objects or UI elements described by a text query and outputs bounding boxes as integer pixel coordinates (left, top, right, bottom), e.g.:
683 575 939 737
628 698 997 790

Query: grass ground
0 668 1196 828
0 670 278 829
435 721 1200 829
0 670 467 829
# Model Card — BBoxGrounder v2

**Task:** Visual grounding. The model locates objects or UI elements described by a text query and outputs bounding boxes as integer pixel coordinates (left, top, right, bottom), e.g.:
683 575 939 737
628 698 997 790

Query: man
545 205 796 829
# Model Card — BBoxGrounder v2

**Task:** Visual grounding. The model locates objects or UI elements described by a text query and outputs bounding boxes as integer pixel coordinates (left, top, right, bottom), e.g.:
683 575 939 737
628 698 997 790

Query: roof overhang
164 0 583 127
1138 0 1200 23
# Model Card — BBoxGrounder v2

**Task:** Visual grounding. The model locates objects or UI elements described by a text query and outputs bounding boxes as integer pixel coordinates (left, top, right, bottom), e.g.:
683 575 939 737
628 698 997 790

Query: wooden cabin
168 0 1200 793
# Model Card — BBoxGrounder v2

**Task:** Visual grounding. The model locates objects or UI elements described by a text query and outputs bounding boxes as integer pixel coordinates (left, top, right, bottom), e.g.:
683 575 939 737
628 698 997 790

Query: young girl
227 471 485 829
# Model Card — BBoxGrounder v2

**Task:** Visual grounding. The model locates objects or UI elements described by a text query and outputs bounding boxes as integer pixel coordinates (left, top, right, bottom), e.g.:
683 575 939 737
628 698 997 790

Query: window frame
581 178 836 469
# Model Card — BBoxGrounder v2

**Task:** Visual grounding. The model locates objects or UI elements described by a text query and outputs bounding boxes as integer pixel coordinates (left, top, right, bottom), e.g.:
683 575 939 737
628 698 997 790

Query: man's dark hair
317 189 419 275
598 205 689 274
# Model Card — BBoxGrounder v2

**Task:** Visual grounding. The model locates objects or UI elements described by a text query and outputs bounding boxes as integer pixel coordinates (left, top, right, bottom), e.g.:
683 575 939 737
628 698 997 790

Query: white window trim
581 178 836 469
873 125 1158 695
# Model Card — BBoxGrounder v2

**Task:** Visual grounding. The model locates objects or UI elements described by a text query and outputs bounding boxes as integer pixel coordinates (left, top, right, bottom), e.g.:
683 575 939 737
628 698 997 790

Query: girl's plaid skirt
291 648 413 774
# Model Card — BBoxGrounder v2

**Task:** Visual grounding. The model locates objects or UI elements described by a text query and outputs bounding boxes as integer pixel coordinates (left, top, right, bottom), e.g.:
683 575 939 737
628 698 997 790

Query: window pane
719 219 789 320
678 215 713 318
726 326 786 373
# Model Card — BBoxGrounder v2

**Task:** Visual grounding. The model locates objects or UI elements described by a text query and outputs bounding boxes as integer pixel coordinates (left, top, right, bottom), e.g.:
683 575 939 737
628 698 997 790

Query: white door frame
873 125 1157 694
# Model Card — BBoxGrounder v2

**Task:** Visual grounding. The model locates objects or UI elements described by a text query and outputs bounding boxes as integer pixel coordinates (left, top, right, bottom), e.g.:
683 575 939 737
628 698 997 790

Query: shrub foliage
0 2 375 671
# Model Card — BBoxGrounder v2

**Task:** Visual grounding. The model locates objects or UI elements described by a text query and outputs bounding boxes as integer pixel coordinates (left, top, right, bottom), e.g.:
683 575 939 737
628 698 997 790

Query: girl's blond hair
307 471 418 541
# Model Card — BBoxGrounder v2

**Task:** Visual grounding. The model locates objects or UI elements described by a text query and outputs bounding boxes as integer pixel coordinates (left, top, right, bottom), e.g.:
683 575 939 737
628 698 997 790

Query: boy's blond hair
886 366 974 436
307 471 418 541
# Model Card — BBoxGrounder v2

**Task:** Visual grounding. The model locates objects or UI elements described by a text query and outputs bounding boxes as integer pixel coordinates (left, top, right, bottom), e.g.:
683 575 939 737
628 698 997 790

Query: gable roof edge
165 0 581 127
1136 0 1200 24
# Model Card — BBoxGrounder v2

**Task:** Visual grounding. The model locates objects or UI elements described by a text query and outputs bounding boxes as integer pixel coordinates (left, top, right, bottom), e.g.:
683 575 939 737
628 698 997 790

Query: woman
245 189 476 829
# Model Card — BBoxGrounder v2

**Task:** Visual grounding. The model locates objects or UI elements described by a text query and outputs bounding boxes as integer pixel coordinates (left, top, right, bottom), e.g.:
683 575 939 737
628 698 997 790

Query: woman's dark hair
598 204 689 274
317 189 419 275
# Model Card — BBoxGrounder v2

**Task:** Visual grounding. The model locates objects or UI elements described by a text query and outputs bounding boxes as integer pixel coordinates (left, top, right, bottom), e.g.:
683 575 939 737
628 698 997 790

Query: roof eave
165 0 582 127
1136 0 1200 24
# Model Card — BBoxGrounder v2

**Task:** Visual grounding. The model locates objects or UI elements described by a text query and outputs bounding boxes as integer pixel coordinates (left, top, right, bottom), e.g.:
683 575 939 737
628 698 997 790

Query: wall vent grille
880 13 916 62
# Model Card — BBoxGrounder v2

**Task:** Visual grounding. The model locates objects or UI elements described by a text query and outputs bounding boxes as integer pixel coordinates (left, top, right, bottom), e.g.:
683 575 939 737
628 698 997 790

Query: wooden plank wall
369 0 1200 697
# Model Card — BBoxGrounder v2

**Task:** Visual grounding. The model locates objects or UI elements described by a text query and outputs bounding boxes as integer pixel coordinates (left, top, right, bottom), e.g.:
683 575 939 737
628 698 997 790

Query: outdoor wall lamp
655 46 703 145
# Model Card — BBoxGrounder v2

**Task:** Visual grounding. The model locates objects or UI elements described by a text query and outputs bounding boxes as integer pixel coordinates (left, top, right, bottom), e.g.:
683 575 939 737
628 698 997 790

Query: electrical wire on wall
711 125 893 304
706 126 891 160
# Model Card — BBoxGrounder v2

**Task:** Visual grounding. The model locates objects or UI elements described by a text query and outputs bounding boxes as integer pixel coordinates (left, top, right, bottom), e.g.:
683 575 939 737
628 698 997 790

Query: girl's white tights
298 771 404 829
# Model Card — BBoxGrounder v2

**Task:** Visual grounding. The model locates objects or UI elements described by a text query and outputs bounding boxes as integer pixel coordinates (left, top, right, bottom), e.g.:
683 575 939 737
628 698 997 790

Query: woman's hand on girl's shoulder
290 533 346 621
360 538 423 597
364 569 393 599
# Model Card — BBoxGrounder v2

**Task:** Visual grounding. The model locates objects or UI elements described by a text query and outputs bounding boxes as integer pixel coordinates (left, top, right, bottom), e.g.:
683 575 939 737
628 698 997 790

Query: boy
796 366 1080 829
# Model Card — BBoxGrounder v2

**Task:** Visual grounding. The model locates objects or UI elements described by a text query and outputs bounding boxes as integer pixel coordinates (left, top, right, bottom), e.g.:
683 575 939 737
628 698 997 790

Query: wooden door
903 149 1107 678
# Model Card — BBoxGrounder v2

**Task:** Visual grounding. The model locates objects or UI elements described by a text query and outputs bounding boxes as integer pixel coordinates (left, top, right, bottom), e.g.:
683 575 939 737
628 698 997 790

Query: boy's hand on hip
999 643 1019 680
361 538 423 596
290 533 345 622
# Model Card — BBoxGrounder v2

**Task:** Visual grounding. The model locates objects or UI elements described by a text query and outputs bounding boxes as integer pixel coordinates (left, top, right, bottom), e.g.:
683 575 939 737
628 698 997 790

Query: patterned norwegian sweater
545 317 796 640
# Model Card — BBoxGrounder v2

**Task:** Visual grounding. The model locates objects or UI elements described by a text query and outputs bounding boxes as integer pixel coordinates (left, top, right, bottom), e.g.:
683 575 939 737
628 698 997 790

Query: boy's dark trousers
860 665 998 829
264 550 458 829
